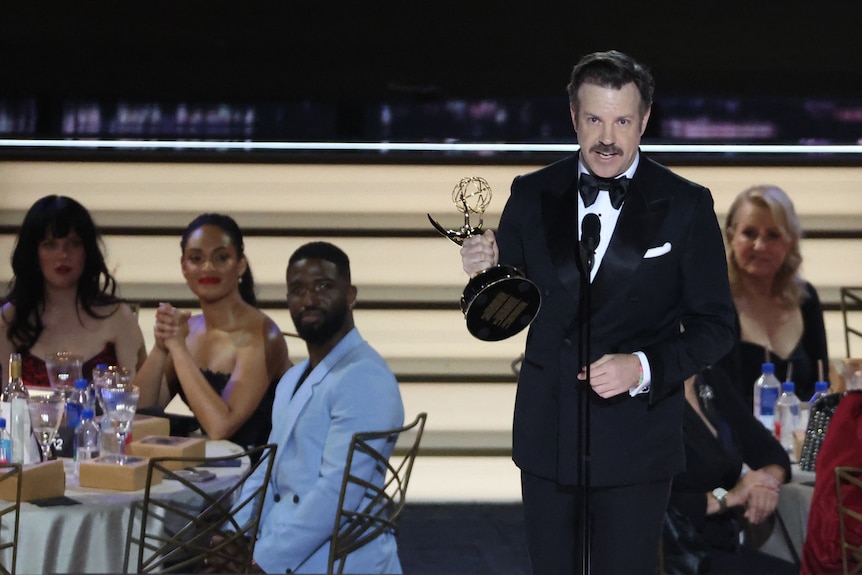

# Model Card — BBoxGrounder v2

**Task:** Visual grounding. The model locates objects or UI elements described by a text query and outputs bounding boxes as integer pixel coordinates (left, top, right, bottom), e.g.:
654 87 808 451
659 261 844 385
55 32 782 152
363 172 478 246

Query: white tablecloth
1 440 248 574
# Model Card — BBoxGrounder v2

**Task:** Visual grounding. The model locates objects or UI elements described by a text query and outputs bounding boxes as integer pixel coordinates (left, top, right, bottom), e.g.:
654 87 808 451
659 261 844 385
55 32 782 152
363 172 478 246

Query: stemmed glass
45 352 83 398
27 393 66 461
99 384 140 461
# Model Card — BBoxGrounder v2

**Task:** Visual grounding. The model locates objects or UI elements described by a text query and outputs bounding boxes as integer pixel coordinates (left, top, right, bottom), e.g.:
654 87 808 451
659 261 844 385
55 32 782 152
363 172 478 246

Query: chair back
328 412 427 574
841 287 862 358
0 464 22 575
123 443 277 574
836 466 862 575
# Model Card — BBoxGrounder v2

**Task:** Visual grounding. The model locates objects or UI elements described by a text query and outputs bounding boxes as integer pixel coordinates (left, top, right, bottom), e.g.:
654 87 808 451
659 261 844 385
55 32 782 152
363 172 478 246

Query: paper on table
164 394 194 418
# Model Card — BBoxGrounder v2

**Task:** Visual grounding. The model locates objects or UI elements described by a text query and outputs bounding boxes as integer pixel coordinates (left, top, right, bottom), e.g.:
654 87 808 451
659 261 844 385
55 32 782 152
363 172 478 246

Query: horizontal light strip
0 138 861 154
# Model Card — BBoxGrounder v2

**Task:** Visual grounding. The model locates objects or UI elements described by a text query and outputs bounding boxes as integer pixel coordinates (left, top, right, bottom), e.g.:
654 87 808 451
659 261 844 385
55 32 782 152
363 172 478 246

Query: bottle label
760 387 780 415
66 403 84 430
0 437 10 463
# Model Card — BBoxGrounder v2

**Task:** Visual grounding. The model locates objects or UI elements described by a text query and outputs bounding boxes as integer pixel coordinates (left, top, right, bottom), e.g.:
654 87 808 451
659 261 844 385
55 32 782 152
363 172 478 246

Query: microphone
580 213 601 273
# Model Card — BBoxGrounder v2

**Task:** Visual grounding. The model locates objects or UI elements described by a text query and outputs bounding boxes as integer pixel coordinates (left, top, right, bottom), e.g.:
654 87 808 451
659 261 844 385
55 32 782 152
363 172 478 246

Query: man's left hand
578 354 641 398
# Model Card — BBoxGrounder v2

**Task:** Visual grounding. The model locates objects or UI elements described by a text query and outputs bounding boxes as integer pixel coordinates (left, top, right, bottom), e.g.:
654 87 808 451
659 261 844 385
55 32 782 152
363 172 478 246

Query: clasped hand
734 468 781 525
153 302 192 352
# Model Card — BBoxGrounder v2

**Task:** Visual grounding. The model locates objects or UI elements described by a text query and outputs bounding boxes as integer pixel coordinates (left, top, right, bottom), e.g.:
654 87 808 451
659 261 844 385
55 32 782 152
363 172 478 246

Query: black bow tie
578 173 630 210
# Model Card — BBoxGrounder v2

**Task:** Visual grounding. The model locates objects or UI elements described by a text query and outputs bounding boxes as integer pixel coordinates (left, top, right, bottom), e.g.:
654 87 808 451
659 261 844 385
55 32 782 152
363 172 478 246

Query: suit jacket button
293 494 300 503
563 338 572 346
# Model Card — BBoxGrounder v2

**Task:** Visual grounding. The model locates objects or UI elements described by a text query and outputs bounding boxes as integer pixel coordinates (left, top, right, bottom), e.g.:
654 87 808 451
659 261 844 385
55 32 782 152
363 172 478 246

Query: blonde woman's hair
724 185 806 307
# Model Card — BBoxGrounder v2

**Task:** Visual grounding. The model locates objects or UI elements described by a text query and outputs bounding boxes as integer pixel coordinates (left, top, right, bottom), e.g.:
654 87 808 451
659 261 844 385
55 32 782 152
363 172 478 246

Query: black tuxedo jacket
497 153 735 487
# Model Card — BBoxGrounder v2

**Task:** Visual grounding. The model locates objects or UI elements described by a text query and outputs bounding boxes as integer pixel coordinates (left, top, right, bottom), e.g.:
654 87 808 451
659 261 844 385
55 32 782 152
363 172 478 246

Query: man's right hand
460 230 499 276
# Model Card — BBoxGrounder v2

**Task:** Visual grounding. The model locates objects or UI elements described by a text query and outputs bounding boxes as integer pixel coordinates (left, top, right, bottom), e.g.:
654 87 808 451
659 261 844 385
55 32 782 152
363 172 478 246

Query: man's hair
288 241 351 281
566 50 654 115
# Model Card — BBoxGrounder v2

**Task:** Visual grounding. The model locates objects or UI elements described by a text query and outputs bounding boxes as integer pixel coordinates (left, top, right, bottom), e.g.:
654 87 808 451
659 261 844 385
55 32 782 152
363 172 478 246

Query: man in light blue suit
234 241 404 574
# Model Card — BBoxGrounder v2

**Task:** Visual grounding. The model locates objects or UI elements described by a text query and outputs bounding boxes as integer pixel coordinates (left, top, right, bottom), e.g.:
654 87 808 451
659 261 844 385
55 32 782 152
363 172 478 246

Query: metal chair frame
836 466 862 575
0 464 22 575
123 443 276 574
841 287 862 358
327 412 427 575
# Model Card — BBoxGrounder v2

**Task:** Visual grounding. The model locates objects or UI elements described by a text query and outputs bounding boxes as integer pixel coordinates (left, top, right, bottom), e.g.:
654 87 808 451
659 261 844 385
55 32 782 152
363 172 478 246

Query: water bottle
75 408 101 476
2 353 32 464
0 418 11 464
66 378 91 430
753 362 781 431
809 380 830 408
774 380 801 456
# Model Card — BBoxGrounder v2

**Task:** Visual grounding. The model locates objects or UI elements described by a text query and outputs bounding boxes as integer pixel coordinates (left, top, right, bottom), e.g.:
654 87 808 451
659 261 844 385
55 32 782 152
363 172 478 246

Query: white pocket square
644 242 672 258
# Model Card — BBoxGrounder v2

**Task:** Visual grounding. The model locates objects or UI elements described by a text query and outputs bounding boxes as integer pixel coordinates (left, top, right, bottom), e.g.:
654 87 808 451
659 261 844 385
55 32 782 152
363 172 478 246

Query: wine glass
27 393 66 461
99 384 140 460
93 365 119 414
45 352 83 397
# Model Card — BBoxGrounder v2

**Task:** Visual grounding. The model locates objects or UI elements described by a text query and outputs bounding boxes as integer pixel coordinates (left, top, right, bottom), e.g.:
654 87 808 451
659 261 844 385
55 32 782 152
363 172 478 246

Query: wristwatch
712 487 729 513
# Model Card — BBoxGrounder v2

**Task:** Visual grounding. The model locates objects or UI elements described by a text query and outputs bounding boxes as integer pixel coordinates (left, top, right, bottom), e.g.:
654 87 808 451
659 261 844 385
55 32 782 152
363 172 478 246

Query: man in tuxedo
460 50 735 574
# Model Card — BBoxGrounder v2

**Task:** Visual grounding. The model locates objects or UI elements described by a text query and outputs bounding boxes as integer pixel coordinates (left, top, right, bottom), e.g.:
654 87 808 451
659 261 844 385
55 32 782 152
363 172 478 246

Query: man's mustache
590 144 622 155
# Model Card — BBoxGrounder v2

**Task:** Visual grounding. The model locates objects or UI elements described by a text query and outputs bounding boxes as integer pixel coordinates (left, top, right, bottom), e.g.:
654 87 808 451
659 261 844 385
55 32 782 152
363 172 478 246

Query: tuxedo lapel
541 156 582 303
591 163 670 310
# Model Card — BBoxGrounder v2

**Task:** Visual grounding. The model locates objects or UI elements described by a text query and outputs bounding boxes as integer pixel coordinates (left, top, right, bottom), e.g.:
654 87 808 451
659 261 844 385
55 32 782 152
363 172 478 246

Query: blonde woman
719 185 828 405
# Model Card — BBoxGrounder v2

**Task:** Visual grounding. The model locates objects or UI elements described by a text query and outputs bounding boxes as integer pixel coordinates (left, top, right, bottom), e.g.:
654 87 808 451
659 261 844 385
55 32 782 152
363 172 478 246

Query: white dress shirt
577 153 651 396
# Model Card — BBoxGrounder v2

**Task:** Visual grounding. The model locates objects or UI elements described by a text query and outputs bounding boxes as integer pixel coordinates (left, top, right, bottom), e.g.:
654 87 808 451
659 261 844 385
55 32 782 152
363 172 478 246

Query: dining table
0 439 249 574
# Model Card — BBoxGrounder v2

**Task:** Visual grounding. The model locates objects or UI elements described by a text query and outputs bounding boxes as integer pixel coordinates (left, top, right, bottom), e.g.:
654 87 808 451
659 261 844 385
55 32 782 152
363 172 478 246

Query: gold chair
123 443 276 574
836 466 862 575
327 412 427 574
841 287 862 358
0 464 22 575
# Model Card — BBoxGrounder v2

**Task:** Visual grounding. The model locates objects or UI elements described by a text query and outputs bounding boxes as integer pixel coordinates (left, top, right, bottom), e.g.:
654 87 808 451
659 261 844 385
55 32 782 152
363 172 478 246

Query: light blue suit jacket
235 328 405 574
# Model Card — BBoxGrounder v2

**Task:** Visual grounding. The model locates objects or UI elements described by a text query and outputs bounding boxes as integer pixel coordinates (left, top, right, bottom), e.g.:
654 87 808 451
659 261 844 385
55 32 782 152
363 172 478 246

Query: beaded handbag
798 392 843 472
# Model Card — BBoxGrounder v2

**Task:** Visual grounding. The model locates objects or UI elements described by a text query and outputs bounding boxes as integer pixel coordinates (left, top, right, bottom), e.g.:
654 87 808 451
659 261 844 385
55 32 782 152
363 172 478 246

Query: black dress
665 365 796 574
175 369 278 450
719 281 828 410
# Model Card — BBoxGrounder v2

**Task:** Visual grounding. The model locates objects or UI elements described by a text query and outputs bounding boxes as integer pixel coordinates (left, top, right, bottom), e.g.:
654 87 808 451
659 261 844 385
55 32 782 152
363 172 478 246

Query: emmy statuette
428 177 541 341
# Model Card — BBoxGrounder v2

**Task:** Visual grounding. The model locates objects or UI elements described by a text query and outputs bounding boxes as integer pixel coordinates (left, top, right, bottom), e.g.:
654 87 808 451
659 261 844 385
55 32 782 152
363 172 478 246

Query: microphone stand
579 213 600 575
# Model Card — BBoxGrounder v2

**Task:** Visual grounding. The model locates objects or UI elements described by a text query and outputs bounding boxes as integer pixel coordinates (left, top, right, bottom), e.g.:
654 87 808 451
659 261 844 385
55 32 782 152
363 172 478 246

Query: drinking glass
99 384 140 459
93 364 120 413
27 393 66 461
45 352 83 395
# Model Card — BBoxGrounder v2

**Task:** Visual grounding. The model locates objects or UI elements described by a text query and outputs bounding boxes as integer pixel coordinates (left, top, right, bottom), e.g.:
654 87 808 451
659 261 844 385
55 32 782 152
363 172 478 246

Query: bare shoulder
97 303 143 332
257 310 291 372
0 302 14 328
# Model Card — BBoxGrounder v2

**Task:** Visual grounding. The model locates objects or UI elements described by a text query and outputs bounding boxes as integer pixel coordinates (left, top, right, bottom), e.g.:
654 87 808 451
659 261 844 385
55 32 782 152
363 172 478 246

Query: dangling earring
239 276 243 285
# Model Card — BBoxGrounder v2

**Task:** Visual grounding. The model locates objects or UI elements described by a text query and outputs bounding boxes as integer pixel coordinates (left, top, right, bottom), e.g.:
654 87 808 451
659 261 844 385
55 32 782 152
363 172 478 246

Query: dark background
2 2 862 144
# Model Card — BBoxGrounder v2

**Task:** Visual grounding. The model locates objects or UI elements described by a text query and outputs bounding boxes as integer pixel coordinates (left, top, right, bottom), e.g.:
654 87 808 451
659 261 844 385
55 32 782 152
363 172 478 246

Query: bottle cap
0 418 5 428
815 380 829 392
96 363 108 370
782 381 795 392
81 408 95 420
75 378 88 390
761 362 775 374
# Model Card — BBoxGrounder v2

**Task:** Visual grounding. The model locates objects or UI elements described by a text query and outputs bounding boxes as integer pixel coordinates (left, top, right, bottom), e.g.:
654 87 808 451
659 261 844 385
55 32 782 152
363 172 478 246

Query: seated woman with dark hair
664 365 796 574
0 195 146 383
134 213 291 452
